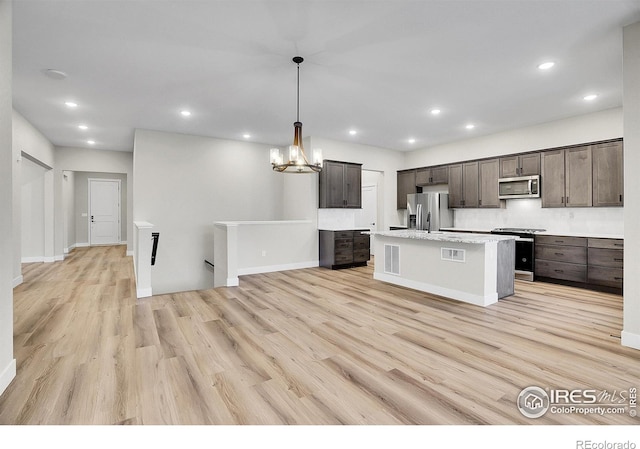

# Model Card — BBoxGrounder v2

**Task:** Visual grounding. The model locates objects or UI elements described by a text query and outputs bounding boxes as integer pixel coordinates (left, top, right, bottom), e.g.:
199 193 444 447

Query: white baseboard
76 242 89 248
226 277 240 287
12 275 23 288
54 255 64 262
621 330 640 350
0 359 16 397
237 260 319 276
137 287 152 298
21 256 44 263
373 272 498 307
126 250 134 257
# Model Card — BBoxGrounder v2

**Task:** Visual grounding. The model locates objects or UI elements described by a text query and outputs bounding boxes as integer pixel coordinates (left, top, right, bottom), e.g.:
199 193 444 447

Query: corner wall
0 0 16 396
622 21 640 349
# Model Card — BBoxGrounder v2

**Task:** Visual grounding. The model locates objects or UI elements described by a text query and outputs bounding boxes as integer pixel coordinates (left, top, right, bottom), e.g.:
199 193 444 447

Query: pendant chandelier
270 56 323 173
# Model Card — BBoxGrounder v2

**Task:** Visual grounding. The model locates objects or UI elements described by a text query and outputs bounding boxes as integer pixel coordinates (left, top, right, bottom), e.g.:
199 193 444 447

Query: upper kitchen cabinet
499 153 540 178
397 169 417 209
449 162 479 208
478 159 501 208
541 146 592 208
416 166 448 186
319 160 362 208
592 140 623 207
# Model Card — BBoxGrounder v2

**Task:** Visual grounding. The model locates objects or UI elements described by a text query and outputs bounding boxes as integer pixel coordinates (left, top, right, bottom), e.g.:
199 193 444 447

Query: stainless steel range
490 228 546 281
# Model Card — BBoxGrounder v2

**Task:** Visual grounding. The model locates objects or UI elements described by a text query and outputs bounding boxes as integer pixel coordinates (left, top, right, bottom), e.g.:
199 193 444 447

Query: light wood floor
1 245 639 424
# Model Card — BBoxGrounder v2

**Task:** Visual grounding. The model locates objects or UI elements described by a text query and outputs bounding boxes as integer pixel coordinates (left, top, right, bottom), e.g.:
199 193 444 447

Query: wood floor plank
2 245 639 424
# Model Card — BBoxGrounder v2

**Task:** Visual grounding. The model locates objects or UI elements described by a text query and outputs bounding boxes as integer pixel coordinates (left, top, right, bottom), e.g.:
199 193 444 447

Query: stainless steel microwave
498 175 540 199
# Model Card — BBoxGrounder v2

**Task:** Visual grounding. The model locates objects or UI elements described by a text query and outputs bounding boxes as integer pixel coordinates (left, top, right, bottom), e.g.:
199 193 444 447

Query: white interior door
355 184 378 255
89 179 121 245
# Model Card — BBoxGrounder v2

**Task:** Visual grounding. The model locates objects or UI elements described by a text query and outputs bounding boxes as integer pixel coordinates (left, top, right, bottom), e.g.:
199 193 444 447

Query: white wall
133 129 285 294
310 137 406 229
63 171 76 253
0 0 15 396
20 157 46 261
54 146 133 258
12 109 55 280
622 21 640 350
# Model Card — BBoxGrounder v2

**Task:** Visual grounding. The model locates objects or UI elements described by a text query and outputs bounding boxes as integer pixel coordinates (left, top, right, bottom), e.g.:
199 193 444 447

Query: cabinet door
448 164 464 208
431 166 449 184
592 141 623 207
541 150 565 208
397 170 416 209
415 168 430 186
462 161 479 208
519 153 541 176
344 163 362 208
565 146 592 207
499 156 519 178
478 159 500 208
322 161 346 208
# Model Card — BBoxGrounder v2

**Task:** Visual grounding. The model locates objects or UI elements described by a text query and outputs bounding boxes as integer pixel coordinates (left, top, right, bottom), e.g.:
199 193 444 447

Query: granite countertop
537 231 624 239
366 229 516 244
318 228 371 232
440 227 493 234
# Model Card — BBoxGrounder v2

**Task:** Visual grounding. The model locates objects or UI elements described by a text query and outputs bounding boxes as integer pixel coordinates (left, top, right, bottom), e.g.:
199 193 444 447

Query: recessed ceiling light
349 130 357 135
430 109 441 115
78 124 88 130
408 138 416 144
538 62 555 70
87 140 95 145
180 110 191 117
242 134 251 139
583 94 598 101
65 101 78 108
466 124 475 130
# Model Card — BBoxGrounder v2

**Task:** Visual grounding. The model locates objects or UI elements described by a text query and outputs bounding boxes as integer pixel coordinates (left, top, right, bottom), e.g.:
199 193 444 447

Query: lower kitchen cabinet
319 230 370 269
535 234 623 292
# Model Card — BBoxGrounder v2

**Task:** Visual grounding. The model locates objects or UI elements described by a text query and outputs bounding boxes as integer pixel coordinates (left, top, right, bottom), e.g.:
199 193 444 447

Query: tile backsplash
454 198 624 236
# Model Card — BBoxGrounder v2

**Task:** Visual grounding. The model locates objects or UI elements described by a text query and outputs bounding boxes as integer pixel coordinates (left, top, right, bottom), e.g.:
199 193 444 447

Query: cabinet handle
620 194 623 202
479 199 482 206
614 258 623 262
554 253 564 256
561 197 565 204
566 196 569 204
614 243 623 247
614 277 623 281
554 269 564 273
555 240 565 243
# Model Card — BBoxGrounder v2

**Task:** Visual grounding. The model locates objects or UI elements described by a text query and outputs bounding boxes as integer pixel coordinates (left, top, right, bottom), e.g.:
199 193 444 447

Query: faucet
426 211 431 233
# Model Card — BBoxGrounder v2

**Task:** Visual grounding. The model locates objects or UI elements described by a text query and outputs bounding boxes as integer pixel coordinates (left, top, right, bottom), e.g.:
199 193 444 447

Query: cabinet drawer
334 240 353 251
334 253 353 264
535 245 587 264
536 235 587 247
353 249 370 262
588 238 624 250
535 259 587 283
333 231 353 239
588 248 623 268
588 266 623 288
353 237 370 250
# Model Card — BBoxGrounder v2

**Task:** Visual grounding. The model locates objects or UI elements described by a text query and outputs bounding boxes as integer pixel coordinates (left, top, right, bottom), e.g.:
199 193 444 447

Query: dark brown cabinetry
319 230 370 269
541 146 592 208
587 238 623 289
319 160 362 208
449 162 478 208
416 166 448 186
535 235 587 283
499 153 540 178
592 141 623 207
535 234 623 292
397 169 417 209
478 159 501 208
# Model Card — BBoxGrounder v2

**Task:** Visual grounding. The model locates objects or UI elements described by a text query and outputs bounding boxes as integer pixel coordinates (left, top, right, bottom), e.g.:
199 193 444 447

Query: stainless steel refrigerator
406 193 453 231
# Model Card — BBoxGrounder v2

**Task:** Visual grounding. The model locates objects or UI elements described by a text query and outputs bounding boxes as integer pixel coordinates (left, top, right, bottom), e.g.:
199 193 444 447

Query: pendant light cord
296 62 300 122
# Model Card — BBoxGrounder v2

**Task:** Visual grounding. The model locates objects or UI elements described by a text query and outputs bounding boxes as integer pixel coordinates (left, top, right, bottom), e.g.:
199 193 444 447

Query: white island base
370 230 516 307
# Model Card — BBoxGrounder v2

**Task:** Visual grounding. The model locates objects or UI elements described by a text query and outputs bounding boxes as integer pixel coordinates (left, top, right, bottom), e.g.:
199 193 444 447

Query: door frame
88 178 121 246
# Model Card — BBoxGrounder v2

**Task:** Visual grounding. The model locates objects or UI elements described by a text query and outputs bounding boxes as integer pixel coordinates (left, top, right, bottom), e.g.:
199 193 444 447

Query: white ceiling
12 0 640 153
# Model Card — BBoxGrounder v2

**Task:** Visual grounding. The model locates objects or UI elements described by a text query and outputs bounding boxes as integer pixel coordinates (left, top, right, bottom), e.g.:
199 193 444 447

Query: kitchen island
368 230 516 307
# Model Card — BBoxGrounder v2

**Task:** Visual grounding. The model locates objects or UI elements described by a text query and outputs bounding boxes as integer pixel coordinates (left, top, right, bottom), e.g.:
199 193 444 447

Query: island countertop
366 229 516 244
